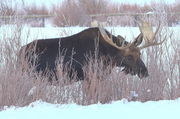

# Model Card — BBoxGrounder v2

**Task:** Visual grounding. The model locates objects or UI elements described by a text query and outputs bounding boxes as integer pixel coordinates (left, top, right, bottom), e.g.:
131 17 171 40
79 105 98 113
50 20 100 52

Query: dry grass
0 13 180 108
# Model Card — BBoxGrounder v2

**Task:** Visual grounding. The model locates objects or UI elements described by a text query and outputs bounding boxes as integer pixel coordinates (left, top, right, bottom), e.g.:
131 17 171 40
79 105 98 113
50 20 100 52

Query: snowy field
0 25 179 46
1 99 180 119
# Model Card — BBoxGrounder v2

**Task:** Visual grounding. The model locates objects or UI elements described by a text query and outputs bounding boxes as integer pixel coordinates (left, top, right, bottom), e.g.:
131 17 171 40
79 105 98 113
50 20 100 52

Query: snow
1 99 180 119
0 25 179 47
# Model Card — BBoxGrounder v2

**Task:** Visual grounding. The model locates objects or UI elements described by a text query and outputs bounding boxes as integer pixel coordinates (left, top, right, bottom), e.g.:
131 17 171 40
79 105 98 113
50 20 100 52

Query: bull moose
19 21 165 80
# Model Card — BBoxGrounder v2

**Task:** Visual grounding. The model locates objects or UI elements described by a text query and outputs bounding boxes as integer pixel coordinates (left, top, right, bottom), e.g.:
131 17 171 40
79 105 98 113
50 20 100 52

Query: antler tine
139 21 165 50
99 27 127 50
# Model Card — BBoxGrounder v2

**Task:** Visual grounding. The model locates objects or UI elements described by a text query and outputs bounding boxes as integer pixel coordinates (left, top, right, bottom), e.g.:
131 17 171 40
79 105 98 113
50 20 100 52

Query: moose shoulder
19 23 164 80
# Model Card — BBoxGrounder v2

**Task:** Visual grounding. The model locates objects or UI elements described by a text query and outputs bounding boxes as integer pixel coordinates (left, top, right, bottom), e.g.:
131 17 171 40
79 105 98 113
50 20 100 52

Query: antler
99 27 128 50
138 21 166 49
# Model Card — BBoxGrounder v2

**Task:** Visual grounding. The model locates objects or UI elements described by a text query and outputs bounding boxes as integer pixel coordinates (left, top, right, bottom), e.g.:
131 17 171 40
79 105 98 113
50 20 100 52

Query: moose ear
132 33 143 47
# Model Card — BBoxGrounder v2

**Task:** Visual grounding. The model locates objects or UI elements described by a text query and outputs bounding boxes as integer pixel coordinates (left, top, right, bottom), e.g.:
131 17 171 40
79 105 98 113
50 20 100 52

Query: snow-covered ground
0 25 179 46
0 99 180 119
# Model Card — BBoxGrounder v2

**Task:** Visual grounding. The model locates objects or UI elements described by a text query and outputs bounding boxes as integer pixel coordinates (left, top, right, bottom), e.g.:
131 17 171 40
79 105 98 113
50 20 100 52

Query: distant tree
23 4 49 15
52 0 88 26
51 0 179 26
78 0 109 14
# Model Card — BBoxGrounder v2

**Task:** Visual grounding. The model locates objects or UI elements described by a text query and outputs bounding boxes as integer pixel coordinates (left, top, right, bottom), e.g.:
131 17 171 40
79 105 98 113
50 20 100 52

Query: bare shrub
0 0 17 25
0 0 16 16
0 25 31 107
52 0 110 26
78 0 109 14
0 8 51 107
52 0 87 26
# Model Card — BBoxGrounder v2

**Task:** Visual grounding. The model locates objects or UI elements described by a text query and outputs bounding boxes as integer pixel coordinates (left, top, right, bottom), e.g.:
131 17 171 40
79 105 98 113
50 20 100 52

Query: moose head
99 21 165 78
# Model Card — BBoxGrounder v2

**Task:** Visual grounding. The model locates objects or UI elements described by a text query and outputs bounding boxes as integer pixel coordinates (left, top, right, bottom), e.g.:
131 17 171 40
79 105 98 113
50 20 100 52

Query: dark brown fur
19 27 148 80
